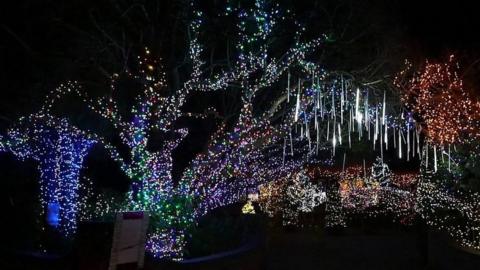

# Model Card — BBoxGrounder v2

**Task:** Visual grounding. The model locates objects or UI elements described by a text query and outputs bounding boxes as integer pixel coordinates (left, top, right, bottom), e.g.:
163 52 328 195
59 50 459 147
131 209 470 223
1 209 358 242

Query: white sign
109 211 149 270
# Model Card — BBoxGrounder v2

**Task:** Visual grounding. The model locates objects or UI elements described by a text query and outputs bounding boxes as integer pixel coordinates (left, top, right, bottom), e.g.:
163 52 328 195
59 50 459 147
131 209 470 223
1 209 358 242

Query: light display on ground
259 161 417 227
258 170 326 226
416 150 480 252
242 201 256 215
258 152 480 252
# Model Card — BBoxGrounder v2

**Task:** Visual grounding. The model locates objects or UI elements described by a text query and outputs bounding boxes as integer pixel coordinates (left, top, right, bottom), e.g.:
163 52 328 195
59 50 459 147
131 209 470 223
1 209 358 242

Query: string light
6 0 479 260
1 0 327 259
258 170 326 226
395 55 480 146
2 113 96 235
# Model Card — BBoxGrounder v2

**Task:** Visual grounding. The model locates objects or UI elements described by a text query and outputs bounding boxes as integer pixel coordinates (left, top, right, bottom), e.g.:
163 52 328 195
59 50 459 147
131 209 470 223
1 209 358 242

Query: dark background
2 0 480 124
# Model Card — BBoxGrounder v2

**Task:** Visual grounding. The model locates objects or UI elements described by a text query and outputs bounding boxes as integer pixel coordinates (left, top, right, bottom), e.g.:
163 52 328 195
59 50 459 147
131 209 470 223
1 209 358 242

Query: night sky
400 1 480 53
2 1 480 121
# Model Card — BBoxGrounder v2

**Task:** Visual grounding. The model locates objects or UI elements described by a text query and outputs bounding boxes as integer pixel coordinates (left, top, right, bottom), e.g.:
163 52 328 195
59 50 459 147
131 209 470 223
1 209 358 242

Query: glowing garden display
259 162 418 227
0 0 420 256
254 55 480 252
2 0 480 261
258 170 326 226
417 167 480 251
1 0 330 259
391 56 480 251
241 201 256 215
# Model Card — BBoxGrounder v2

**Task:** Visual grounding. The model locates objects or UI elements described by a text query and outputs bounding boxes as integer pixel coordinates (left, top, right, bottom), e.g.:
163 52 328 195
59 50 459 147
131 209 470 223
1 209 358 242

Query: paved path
266 228 426 270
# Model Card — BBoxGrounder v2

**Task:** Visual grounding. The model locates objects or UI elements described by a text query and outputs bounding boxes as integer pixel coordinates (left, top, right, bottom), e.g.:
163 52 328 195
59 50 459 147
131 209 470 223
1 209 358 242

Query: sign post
109 211 149 270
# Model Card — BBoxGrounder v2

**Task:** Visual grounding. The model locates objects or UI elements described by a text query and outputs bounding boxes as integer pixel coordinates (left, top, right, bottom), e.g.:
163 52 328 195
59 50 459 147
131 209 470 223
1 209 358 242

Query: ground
3 219 480 269
267 227 423 270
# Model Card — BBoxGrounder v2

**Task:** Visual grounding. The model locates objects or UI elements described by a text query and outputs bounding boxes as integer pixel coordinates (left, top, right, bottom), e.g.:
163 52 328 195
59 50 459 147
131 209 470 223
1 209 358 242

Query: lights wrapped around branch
395 55 480 146
2 113 96 235
17 0 327 259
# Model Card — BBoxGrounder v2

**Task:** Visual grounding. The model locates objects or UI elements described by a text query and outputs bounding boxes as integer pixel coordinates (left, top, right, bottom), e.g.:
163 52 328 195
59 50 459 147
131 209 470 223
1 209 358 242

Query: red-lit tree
395 55 480 146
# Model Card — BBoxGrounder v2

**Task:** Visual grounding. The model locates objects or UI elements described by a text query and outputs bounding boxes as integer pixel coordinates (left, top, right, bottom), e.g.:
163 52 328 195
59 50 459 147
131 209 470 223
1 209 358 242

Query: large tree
1 0 407 259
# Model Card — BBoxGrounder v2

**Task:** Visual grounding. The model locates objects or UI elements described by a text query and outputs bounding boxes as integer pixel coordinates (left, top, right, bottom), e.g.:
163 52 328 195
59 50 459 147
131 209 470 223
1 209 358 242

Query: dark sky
398 1 480 55
1 0 480 124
